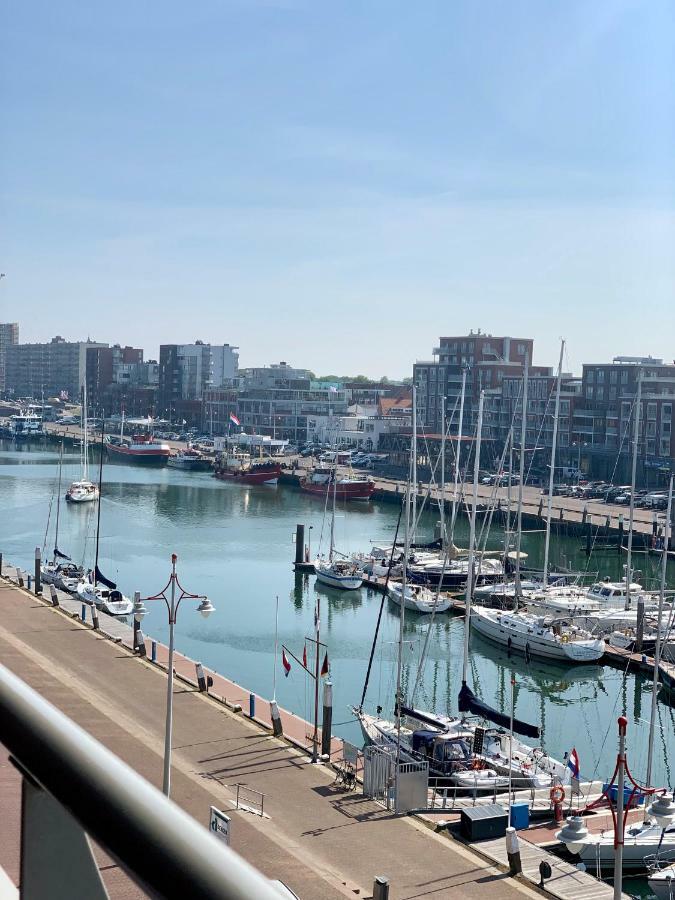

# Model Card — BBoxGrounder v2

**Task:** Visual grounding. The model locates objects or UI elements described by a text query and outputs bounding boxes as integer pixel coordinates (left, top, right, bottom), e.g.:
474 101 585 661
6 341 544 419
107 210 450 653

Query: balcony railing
0 661 282 899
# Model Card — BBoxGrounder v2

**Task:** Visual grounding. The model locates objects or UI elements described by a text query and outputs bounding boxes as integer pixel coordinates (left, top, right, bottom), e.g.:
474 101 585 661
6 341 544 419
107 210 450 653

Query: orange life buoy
550 784 566 804
472 759 484 770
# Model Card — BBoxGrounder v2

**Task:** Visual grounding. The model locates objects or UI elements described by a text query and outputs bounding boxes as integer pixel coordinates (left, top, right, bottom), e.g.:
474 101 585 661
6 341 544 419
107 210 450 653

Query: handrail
0 661 281 900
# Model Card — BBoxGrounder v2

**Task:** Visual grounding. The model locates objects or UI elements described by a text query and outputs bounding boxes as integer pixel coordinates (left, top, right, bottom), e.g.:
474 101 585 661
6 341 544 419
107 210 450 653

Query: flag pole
312 596 321 763
273 594 279 703
508 674 515 824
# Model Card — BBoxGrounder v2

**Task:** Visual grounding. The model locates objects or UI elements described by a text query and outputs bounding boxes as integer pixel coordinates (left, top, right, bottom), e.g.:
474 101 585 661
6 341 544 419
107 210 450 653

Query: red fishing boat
214 450 281 485
104 433 171 467
301 466 375 501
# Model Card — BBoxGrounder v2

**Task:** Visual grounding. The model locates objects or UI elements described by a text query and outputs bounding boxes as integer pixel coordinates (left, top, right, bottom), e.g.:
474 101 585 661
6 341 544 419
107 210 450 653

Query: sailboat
354 389 565 791
315 460 363 590
77 424 133 616
41 442 85 590
65 383 99 503
557 478 675 872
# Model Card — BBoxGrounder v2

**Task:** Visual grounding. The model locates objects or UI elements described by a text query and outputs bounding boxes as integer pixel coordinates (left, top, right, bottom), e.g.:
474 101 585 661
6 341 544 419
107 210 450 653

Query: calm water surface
1 441 674 802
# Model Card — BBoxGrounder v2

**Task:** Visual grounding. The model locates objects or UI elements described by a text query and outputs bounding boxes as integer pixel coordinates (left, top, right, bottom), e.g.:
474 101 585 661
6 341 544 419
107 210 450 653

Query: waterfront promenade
0 576 540 900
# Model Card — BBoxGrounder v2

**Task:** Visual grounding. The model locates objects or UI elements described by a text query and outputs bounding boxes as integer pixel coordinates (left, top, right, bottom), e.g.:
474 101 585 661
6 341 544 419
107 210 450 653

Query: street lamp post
134 554 215 797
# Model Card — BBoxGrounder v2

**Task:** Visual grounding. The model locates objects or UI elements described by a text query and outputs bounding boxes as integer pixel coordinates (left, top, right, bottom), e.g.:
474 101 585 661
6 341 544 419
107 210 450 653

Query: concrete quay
0 572 544 900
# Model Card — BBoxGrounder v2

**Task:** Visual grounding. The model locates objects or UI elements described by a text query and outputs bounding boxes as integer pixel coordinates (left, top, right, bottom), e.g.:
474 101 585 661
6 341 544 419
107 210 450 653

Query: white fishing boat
65 384 99 503
470 607 605 663
387 582 452 614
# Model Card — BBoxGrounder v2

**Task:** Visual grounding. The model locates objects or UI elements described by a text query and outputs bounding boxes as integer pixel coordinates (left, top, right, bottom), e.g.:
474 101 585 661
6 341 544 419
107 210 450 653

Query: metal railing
0 661 282 899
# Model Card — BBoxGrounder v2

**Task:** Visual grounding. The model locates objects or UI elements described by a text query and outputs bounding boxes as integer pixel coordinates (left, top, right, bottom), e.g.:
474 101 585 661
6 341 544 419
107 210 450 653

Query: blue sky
2 0 674 378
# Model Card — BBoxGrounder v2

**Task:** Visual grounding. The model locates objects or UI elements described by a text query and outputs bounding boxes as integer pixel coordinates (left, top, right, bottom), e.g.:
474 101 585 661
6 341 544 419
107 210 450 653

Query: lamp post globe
648 794 675 829
556 816 590 855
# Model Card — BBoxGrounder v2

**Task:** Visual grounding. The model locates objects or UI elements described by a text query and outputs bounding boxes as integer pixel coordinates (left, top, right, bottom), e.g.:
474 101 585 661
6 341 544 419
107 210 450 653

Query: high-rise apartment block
0 323 19 394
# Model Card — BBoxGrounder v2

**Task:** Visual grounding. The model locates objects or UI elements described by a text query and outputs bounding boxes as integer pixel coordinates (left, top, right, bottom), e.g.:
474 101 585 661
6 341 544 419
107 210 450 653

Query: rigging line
358 498 404 710
42 494 54 556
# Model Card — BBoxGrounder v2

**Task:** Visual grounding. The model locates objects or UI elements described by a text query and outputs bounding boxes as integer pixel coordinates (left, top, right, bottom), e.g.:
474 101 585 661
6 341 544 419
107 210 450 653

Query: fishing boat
214 449 281 484
8 408 43 439
470 607 605 663
105 433 171 467
167 447 211 471
387 582 452 614
65 384 99 502
301 466 375 501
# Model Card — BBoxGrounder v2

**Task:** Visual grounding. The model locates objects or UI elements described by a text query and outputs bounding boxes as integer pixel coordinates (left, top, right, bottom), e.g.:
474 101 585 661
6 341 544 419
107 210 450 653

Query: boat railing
0 660 283 899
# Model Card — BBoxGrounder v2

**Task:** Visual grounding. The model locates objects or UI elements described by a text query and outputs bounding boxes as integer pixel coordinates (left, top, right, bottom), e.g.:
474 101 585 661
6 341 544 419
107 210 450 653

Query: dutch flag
566 747 580 780
282 649 291 678
229 412 241 427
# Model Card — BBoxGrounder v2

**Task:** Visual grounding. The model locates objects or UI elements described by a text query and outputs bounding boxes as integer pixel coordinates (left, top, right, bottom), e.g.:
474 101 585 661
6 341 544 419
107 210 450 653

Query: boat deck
426 780 607 817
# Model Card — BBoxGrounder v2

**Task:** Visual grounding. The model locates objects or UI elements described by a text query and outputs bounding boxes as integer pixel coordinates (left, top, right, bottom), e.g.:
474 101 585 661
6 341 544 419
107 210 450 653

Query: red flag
282 649 291 677
320 651 329 677
302 644 307 668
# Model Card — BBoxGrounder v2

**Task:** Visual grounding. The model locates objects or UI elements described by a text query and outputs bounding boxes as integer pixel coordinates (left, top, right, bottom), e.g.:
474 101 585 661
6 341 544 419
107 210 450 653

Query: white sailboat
387 581 452 614
77 426 132 616
65 383 99 503
315 454 363 591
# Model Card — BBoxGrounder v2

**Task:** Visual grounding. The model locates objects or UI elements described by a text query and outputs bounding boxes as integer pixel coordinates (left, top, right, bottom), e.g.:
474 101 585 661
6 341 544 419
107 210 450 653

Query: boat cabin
410 729 473 775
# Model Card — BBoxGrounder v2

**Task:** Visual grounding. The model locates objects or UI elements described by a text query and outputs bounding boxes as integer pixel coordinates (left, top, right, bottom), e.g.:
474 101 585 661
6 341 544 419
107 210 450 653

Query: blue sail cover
458 681 540 739
94 566 117 590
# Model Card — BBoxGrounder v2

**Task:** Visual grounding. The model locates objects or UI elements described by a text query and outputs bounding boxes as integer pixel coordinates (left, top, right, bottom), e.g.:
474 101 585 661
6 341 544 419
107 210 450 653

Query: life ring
561 635 569 644
472 758 484 770
550 784 565 804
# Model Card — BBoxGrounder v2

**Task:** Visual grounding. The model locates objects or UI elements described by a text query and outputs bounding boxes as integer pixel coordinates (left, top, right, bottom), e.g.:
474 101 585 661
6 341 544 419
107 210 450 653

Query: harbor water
1 441 674 803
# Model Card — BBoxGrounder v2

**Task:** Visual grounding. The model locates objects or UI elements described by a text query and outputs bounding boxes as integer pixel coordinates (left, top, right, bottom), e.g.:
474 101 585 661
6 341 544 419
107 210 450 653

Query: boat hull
105 444 170 467
315 568 363 591
215 464 281 485
301 480 375 501
470 608 605 663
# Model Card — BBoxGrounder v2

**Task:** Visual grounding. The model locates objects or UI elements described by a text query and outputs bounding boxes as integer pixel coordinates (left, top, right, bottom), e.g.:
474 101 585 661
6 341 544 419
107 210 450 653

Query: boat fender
507 636 512 650
550 784 565 804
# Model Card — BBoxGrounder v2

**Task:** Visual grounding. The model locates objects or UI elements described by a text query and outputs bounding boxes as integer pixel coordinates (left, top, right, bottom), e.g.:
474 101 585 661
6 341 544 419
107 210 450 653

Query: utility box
509 802 530 830
460 804 508 841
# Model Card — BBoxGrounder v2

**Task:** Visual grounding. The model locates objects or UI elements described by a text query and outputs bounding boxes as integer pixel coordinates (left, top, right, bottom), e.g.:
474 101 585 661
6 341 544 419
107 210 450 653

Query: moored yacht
387 582 452 613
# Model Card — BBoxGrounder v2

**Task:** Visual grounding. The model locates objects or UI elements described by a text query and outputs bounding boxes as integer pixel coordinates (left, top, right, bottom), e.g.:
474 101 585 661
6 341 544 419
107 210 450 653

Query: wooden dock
427 781 606 818
472 833 629 899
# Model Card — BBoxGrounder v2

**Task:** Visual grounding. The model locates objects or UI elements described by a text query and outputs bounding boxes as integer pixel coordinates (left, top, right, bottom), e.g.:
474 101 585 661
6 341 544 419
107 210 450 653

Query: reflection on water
0 439 674 790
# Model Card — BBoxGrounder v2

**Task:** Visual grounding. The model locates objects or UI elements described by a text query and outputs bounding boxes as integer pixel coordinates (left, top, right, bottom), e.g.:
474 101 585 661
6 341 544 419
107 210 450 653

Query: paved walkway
0 577 539 900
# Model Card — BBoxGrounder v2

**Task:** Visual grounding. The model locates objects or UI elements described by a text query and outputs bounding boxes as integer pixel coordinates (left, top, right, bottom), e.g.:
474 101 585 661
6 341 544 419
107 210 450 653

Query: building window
646 420 656 437
596 386 604 400
663 403 672 421
610 370 618 384
647 403 657 420
662 422 671 435
517 343 525 355
586 386 594 399
660 438 671 457
597 370 605 383
621 371 628 384
621 402 631 419
647 440 656 455
587 370 594 383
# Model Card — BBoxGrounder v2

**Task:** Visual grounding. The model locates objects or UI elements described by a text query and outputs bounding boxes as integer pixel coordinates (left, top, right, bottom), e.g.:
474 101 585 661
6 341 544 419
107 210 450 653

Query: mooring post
321 679 333 758
151 640 157 662
0 552 3 577
81 604 87 622
249 693 256 719
49 584 59 606
373 876 390 900
34 547 41 595
270 700 283 737
91 602 99 630
294 524 305 567
506 827 522 875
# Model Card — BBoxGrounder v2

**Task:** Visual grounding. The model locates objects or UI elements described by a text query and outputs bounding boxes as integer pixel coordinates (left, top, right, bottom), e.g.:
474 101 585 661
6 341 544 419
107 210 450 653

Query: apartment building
5 336 107 400
158 342 239 417
0 323 19 394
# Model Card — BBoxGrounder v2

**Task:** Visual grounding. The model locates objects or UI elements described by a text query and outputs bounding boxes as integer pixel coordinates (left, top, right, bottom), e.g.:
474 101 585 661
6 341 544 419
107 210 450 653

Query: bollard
506 827 522 875
249 693 256 719
27 574 32 591
49 585 59 607
294 524 305 567
34 547 41 595
554 801 564 824
270 700 283 737
18 571 24 588
0 552 3 577
321 680 333 758
151 640 157 662
373 876 390 900
81 604 87 622
196 662 208 691
91 604 100 630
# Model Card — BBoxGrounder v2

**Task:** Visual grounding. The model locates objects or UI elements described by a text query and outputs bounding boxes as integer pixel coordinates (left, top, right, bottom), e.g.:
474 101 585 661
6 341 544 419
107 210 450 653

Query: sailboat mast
411 387 417 543
543 340 565 584
462 390 484 686
329 463 337 562
514 356 529 599
395 430 413 769
83 380 89 481
440 395 446 547
449 368 467 548
54 441 63 553
625 371 642 609
93 419 106 586
646 475 673 788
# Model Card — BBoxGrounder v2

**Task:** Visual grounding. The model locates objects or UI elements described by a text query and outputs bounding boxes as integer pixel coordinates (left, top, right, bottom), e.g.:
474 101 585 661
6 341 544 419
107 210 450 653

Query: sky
1 1 674 379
